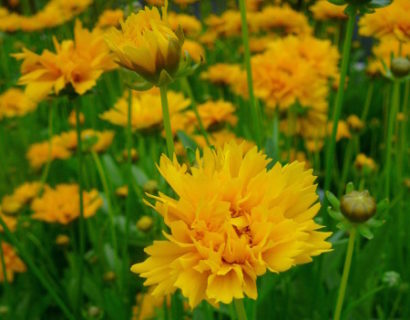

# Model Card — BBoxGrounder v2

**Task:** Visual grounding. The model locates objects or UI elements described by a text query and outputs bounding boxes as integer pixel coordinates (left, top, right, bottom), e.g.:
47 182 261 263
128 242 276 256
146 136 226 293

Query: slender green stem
39 104 54 194
233 299 248 320
385 81 400 199
91 152 118 255
0 217 75 319
334 228 357 320
324 9 356 209
181 77 210 146
360 81 374 122
74 102 85 317
160 85 175 157
338 139 354 196
238 0 262 147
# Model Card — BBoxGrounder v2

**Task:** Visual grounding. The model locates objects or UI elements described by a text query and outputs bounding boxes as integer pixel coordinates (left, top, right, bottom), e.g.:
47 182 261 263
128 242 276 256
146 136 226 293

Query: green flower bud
340 190 376 222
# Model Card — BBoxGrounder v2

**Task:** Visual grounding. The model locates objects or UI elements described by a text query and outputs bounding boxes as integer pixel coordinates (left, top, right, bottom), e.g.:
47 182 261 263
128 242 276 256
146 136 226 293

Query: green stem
360 81 374 122
0 217 75 319
160 85 175 157
324 9 356 208
338 139 354 196
233 299 248 320
39 104 54 194
385 81 400 199
334 228 356 320
91 152 118 255
181 77 210 146
0 237 12 316
74 102 85 317
238 0 262 147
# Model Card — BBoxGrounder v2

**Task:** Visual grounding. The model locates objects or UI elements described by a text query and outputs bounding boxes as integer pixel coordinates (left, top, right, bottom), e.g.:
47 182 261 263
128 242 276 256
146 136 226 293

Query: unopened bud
391 57 410 78
341 190 376 222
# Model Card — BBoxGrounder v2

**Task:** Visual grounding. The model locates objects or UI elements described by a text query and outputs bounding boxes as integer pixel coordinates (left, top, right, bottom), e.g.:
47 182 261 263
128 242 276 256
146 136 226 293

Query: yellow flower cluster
355 154 377 172
31 184 102 224
0 0 92 32
132 142 331 307
171 100 237 136
201 5 311 46
310 0 347 21
0 243 26 283
1 182 42 216
27 129 114 169
14 21 116 102
0 88 37 120
96 9 124 29
359 0 410 42
101 88 190 131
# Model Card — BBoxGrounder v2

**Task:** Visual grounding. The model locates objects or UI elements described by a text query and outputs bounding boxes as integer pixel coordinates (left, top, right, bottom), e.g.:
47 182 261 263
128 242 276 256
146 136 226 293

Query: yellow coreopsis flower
52 129 115 153
200 63 242 86
0 88 37 120
182 40 205 62
131 142 331 307
0 243 26 283
14 20 116 101
355 153 377 172
31 184 102 224
101 88 190 131
26 141 72 169
0 211 17 233
96 9 124 29
105 3 183 84
168 12 201 38
359 0 410 42
310 0 347 21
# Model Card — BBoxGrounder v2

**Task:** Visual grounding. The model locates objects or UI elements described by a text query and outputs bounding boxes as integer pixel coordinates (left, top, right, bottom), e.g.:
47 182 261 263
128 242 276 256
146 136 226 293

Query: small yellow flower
182 40 205 63
310 0 347 21
0 88 37 120
168 12 201 38
0 211 17 233
355 153 377 172
0 243 26 283
137 216 154 232
101 88 190 131
347 115 364 132
116 186 129 198
132 142 331 307
68 110 85 127
31 184 102 224
96 9 124 29
27 140 70 169
55 234 70 246
105 3 183 83
200 63 242 86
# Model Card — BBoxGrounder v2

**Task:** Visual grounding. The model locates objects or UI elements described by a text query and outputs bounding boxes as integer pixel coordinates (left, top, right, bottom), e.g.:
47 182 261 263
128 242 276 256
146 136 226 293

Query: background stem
160 85 175 157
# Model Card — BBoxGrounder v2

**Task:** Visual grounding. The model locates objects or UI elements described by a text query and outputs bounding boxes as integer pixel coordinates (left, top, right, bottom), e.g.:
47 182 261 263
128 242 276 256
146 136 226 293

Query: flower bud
55 234 70 246
340 190 376 222
391 57 410 78
137 215 154 232
103 271 116 282
87 306 102 318
143 180 158 194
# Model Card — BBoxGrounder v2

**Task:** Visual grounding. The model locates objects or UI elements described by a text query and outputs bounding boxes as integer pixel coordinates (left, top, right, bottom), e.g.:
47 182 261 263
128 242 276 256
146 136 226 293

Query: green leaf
368 0 392 8
337 221 351 231
366 218 384 228
326 191 340 210
376 198 389 213
358 225 374 240
346 182 355 194
328 0 346 5
131 166 149 187
102 154 123 187
177 130 198 151
328 208 344 221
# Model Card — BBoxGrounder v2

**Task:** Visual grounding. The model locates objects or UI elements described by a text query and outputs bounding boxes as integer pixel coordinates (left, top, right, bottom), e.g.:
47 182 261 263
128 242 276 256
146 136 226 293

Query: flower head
310 0 347 21
0 88 37 120
96 9 124 29
101 88 190 131
132 142 331 307
105 3 183 84
31 184 102 224
359 0 410 42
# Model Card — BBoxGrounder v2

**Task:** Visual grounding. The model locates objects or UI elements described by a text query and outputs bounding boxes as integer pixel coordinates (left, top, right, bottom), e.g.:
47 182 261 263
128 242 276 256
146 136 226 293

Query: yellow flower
367 39 410 76
116 186 129 198
168 12 201 38
131 142 331 307
31 184 102 224
131 292 167 320
68 110 85 127
310 0 347 21
329 120 351 141
52 129 115 153
200 63 242 86
105 3 183 83
101 88 190 131
26 141 71 169
359 0 410 42
0 243 26 283
0 211 17 233
246 0 263 12
0 88 37 120
137 216 154 232
55 234 70 246
96 9 124 29
14 20 116 101
347 114 364 132
355 154 377 172
182 39 205 63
